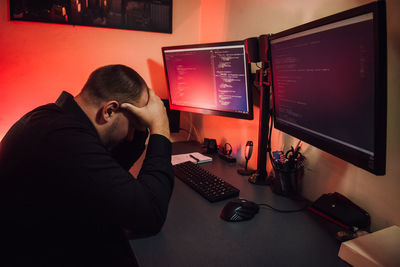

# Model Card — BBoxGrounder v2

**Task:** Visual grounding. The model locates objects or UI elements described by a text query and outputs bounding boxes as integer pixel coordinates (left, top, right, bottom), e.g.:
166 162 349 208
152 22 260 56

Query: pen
190 154 200 162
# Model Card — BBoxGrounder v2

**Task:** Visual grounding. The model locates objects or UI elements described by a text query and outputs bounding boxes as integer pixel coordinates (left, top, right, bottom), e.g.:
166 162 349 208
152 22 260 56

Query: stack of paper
171 152 212 165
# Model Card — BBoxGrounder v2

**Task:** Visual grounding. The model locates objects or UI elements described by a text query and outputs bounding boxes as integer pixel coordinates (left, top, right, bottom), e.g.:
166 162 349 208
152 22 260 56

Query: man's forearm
125 134 174 236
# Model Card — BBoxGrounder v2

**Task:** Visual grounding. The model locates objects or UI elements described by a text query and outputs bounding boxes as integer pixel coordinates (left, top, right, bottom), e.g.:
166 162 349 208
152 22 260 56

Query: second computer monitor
162 41 253 120
269 1 387 175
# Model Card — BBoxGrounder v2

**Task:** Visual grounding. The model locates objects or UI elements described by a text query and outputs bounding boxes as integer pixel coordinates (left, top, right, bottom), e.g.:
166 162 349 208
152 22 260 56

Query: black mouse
220 199 259 222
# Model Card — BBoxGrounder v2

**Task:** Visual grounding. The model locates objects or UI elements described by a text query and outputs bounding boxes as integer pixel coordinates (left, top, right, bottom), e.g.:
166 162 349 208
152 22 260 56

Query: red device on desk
308 192 371 232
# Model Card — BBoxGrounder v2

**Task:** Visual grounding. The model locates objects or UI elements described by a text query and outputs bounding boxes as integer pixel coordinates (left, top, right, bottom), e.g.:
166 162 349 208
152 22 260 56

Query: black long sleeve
0 92 174 265
38 113 174 236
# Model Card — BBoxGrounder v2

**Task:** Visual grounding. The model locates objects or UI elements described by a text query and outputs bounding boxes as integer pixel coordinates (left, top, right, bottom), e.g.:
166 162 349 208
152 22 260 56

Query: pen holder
271 165 304 198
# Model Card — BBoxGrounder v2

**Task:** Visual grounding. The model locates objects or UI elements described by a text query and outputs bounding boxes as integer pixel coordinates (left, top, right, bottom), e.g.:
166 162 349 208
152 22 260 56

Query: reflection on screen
163 44 250 115
271 13 375 156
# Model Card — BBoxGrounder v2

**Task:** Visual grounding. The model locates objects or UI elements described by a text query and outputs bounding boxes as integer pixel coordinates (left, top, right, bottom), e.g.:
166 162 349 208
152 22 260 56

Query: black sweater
0 91 174 266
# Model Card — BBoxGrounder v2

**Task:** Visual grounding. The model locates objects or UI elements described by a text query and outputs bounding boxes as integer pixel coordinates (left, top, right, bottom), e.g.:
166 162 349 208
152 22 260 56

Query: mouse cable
257 203 309 213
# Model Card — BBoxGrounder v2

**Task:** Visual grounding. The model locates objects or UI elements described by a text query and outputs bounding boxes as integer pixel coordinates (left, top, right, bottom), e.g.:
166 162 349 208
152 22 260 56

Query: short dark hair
81 65 147 104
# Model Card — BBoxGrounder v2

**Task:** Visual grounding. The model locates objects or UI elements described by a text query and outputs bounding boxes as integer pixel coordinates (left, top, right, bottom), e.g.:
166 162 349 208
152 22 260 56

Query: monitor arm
248 61 272 185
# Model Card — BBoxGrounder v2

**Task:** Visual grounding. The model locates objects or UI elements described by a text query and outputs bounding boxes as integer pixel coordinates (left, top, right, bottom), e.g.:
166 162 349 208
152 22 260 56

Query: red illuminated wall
1 0 400 231
0 0 202 140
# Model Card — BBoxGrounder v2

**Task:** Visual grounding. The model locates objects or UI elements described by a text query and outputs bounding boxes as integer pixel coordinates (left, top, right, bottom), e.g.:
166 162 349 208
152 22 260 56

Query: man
0 65 174 266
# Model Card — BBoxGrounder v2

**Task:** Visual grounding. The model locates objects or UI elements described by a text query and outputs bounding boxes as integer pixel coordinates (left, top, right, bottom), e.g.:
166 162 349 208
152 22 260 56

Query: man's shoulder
25 103 89 130
18 103 101 154
10 103 97 146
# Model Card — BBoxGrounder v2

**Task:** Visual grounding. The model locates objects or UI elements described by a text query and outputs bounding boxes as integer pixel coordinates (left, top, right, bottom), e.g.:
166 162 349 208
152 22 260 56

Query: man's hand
121 88 170 140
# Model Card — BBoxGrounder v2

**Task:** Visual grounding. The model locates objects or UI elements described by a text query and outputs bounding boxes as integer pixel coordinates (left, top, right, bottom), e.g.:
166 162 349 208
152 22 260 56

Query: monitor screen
162 41 253 120
270 1 386 175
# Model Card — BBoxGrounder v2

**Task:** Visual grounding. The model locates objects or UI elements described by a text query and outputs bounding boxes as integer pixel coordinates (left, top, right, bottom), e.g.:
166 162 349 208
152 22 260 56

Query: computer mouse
220 198 259 222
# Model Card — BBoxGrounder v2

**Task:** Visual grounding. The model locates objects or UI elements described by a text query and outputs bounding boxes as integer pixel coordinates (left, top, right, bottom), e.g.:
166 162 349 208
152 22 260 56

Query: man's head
75 65 149 149
80 64 148 105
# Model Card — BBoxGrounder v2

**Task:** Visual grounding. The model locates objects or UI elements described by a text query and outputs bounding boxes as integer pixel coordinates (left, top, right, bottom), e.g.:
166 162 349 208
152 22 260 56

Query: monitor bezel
269 1 387 175
162 40 254 120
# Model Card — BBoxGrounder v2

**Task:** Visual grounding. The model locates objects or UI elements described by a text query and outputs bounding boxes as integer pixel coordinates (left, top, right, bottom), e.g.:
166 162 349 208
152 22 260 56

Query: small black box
162 99 180 133
308 192 371 231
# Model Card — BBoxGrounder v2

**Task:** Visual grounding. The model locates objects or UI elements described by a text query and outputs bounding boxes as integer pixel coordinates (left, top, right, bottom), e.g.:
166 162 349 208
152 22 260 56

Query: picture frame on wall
9 0 173 34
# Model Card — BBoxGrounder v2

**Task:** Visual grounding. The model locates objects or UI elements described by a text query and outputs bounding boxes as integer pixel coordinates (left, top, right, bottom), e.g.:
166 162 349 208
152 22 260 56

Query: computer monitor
162 41 253 120
269 1 387 175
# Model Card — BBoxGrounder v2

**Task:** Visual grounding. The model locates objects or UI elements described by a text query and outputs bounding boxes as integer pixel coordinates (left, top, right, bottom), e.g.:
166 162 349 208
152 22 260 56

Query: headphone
221 143 233 156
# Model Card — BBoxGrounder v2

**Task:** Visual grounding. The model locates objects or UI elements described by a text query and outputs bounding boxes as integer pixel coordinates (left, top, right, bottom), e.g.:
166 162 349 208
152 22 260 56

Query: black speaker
203 138 218 154
259 34 269 62
162 99 180 133
244 37 260 63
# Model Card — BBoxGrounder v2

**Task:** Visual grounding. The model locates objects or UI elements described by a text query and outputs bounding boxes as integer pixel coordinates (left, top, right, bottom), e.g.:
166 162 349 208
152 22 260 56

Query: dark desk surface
130 141 349 267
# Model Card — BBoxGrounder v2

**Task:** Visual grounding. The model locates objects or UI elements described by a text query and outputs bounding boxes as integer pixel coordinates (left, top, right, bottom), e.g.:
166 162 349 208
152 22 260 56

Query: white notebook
171 152 212 165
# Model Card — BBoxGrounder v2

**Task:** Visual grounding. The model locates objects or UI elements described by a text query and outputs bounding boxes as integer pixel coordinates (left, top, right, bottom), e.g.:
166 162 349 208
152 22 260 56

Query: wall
198 0 400 231
1 0 399 231
0 0 202 140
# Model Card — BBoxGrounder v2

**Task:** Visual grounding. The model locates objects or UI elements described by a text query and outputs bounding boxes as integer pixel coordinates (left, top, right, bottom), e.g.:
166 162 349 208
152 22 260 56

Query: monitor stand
249 63 272 186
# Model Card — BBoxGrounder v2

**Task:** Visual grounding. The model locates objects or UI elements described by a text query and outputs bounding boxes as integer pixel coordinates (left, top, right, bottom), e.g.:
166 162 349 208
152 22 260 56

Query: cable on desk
257 203 309 213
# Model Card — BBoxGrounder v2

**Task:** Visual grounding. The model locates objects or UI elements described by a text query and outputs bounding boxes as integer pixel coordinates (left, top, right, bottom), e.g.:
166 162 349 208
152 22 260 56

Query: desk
130 141 349 266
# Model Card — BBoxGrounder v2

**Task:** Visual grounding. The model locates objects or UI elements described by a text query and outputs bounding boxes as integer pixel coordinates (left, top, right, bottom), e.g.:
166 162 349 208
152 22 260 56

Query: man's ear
99 101 119 123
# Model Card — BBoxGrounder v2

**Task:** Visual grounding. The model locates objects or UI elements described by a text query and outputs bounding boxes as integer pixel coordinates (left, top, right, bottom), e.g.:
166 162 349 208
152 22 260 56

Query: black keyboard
173 161 240 202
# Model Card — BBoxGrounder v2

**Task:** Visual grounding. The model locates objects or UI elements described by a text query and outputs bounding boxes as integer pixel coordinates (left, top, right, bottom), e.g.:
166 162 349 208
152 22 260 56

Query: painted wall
1 0 399 231
198 0 400 231
0 0 202 140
